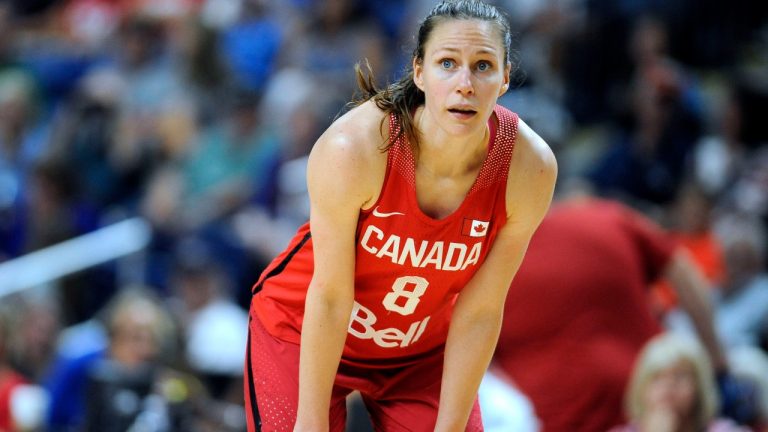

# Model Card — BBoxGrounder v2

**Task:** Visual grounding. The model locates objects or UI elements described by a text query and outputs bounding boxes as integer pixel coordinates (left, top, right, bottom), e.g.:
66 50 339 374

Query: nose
456 67 474 95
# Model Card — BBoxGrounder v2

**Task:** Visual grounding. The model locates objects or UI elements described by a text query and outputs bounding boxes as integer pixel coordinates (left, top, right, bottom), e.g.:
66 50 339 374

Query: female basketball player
245 1 557 431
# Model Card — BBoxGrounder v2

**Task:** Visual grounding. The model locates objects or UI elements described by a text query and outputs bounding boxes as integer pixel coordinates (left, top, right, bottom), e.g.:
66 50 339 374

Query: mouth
447 107 477 118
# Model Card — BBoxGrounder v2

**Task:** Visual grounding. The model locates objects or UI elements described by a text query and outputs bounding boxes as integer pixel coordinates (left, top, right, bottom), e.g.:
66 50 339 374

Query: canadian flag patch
461 219 489 237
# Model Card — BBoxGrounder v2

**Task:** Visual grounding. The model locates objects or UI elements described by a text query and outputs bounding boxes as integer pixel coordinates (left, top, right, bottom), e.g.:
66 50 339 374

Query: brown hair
353 0 514 150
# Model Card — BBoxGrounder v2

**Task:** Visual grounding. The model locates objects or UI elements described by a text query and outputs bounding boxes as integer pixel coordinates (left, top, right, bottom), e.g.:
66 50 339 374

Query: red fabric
0 368 27 431
245 313 483 432
251 105 518 367
495 199 677 432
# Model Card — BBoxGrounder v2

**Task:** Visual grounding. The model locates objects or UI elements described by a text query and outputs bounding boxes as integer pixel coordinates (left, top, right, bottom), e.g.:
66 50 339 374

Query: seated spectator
168 238 248 402
178 89 280 230
651 181 724 315
0 306 28 432
713 213 768 349
1 302 48 432
610 332 749 432
588 16 703 207
82 286 205 432
0 68 49 259
6 291 61 384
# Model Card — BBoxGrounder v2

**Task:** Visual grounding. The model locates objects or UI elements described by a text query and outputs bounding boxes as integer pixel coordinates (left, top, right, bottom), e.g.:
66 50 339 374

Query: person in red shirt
494 192 726 432
244 1 558 431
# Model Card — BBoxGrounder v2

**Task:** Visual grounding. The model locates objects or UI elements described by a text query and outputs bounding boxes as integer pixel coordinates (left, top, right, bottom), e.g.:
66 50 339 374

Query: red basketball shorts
244 314 484 432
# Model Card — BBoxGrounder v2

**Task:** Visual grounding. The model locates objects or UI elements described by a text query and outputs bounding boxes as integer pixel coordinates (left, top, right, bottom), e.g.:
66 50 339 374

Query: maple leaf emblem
463 219 489 237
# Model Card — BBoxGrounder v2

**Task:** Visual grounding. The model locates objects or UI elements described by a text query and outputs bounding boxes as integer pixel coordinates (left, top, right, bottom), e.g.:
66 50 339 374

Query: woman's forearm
666 250 728 370
434 310 503 432
295 282 354 431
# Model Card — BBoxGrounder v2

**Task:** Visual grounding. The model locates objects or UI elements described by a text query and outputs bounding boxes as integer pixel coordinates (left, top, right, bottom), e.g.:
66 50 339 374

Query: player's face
413 19 510 137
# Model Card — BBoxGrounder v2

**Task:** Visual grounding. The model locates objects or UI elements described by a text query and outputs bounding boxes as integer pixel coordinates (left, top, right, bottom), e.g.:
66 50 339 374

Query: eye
476 61 491 72
441 59 454 69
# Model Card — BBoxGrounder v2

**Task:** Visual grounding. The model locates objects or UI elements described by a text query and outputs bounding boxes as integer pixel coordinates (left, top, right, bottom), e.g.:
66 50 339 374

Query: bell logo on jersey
462 219 489 237
348 301 430 348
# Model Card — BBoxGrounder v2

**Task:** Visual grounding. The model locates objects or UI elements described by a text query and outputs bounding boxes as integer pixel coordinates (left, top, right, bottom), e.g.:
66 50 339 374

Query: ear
499 82 509 97
499 62 512 96
413 57 425 92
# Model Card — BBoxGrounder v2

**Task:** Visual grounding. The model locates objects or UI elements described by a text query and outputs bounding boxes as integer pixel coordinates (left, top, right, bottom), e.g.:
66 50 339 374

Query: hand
638 406 678 432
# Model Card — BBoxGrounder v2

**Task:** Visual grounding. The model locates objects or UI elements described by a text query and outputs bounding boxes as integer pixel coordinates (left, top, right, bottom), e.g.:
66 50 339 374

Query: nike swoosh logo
372 206 405 218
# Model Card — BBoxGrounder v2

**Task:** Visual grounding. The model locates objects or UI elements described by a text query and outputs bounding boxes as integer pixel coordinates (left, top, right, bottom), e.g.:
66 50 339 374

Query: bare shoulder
511 118 558 180
504 117 558 228
307 100 390 209
333 99 391 145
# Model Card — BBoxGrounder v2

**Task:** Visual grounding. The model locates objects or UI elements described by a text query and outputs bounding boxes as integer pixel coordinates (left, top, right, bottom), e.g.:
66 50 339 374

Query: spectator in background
45 326 105 432
5 291 61 385
692 81 749 197
177 89 279 231
139 88 280 291
0 4 13 70
718 146 768 236
589 16 702 207
495 0 578 149
0 70 45 173
651 181 725 315
82 286 205 432
712 214 768 349
610 332 748 432
167 16 229 127
46 281 249 432
46 69 129 214
0 306 28 432
0 69 48 259
281 0 386 107
78 13 193 212
167 237 248 404
0 291 57 432
494 185 727 432
26 158 110 324
218 0 282 94
233 73 336 265
665 210 768 366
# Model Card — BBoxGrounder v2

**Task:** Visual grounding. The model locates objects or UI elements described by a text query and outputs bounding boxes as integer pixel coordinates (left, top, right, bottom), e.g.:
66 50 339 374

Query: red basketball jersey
251 105 518 367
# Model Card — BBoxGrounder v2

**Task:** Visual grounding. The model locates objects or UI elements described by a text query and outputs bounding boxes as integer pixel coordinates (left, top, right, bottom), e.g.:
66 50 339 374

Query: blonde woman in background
611 332 749 432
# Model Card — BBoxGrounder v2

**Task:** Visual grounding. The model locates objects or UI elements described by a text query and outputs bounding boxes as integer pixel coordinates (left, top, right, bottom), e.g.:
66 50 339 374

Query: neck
413 107 490 177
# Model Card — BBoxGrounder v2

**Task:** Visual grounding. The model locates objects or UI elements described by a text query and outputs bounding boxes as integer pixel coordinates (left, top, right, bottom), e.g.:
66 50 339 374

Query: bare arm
665 249 728 370
434 121 557 431
295 104 385 431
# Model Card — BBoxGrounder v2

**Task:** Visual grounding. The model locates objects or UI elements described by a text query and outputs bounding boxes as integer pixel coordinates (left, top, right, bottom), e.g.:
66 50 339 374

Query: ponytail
352 60 424 151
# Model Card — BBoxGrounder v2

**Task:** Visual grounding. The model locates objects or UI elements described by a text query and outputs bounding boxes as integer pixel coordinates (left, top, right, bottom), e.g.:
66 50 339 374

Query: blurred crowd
0 0 767 431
